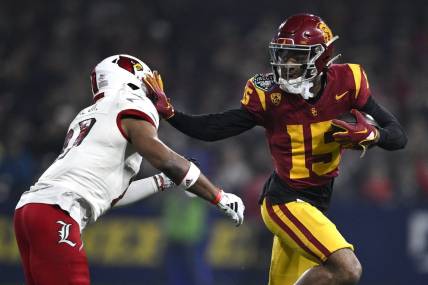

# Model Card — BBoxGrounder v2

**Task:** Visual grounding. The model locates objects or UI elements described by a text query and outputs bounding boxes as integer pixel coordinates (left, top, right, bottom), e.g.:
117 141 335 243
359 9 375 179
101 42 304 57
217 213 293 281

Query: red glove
143 71 175 119
331 109 379 157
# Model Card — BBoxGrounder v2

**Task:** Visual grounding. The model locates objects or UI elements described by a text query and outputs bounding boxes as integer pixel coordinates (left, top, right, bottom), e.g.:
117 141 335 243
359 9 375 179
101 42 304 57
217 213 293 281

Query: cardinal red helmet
269 14 340 89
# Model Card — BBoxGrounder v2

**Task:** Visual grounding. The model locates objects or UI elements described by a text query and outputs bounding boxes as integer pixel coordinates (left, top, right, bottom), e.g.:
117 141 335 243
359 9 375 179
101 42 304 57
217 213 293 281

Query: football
331 111 379 132
330 111 379 151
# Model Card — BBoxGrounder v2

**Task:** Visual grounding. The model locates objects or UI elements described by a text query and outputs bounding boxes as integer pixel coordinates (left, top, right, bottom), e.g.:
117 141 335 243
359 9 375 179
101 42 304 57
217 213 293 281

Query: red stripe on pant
266 202 320 261
279 204 331 258
14 203 90 285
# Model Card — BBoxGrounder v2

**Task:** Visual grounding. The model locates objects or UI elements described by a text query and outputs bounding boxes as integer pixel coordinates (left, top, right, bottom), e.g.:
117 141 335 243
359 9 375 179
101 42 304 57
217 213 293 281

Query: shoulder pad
251 73 275 92
115 92 160 129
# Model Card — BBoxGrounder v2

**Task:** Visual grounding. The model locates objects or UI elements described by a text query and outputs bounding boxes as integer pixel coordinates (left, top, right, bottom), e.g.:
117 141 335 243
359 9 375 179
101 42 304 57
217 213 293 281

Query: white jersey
16 86 159 227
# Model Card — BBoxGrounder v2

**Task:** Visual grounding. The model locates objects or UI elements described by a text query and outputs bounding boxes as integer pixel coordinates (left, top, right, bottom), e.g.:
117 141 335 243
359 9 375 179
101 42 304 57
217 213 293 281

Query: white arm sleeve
114 176 159 207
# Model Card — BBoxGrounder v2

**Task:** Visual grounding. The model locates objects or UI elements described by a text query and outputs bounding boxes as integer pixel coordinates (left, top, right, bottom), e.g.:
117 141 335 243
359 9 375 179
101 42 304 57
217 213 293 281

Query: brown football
332 111 378 129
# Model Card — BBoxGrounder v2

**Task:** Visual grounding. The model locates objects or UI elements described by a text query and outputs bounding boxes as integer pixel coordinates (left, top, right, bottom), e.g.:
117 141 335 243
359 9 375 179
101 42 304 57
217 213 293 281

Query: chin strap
279 78 315 100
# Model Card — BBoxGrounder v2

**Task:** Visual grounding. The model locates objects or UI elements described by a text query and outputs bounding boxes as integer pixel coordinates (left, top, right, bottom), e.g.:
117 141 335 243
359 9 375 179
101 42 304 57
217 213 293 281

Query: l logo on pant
57 221 76 247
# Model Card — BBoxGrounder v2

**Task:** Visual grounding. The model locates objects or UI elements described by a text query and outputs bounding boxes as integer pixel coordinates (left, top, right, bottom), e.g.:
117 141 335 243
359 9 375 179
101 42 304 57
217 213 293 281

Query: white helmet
90 54 153 99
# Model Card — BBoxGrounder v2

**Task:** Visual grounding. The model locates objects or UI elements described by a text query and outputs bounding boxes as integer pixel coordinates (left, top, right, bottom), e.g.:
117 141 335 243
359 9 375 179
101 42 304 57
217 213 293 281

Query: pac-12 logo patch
57 221 76 247
311 107 318 117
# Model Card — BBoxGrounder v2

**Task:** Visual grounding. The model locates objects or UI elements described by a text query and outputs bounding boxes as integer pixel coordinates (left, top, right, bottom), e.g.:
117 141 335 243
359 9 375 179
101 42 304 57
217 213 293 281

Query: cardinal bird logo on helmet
90 54 153 99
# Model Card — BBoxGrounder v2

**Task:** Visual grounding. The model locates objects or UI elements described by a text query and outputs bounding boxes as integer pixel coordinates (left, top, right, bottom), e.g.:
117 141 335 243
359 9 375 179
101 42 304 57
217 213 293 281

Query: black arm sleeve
361 97 408 150
167 108 257 141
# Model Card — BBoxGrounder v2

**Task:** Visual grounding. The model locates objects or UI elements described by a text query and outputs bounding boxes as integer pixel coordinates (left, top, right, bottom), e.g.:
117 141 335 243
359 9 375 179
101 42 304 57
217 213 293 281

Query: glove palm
143 71 175 119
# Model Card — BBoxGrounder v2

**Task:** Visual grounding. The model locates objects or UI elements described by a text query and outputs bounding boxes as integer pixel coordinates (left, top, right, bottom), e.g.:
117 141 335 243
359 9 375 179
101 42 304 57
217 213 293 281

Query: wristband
153 174 164 191
180 162 201 189
211 189 223 205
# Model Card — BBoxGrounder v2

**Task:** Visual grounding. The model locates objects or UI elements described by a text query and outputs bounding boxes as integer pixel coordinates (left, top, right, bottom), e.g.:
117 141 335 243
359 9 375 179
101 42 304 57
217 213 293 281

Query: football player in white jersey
14 54 245 285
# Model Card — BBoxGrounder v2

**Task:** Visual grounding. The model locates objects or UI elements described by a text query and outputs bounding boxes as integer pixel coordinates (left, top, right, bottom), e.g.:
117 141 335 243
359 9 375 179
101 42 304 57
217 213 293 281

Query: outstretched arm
143 71 256 141
114 173 175 207
167 109 256 141
120 118 245 226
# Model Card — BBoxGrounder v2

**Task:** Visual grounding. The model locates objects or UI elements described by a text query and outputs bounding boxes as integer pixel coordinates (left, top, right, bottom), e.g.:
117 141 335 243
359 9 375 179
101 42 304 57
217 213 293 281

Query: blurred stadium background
0 0 427 284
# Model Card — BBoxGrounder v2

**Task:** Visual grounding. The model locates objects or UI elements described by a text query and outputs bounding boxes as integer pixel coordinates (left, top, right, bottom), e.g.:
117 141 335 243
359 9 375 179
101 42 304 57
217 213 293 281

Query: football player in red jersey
145 14 407 285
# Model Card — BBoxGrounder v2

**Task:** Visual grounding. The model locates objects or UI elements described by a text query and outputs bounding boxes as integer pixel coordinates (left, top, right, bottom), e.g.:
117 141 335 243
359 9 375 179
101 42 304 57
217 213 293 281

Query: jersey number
57 118 96 160
286 121 341 179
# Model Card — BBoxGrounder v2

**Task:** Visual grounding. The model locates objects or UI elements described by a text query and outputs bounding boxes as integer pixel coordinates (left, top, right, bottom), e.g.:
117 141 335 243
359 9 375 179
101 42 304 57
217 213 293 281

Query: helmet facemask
269 42 326 100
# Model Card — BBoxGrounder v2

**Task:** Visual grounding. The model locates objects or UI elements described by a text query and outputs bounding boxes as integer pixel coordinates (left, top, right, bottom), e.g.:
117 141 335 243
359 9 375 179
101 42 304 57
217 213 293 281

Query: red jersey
241 64 371 189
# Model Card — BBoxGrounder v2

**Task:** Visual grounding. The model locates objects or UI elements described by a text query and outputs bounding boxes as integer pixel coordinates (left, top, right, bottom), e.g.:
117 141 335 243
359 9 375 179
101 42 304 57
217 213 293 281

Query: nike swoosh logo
335 91 349 100
355 128 368 134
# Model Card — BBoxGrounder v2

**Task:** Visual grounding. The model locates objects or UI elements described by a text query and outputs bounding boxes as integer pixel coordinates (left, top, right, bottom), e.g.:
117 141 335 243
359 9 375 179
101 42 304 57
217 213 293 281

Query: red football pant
14 203 90 285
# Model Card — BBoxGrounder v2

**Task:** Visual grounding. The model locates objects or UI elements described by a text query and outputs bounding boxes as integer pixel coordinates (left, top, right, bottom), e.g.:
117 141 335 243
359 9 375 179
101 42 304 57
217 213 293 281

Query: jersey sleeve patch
252 73 275 92
116 109 156 142
242 73 275 110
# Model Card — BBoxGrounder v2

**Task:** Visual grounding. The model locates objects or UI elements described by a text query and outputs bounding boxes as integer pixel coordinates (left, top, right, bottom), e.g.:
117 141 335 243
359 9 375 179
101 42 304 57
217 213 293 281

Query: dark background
0 0 427 284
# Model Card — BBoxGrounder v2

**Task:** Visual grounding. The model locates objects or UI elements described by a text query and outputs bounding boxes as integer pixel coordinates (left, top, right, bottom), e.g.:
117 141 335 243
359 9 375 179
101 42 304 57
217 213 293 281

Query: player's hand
215 190 245 226
331 109 379 157
143 71 175 119
153 173 176 191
